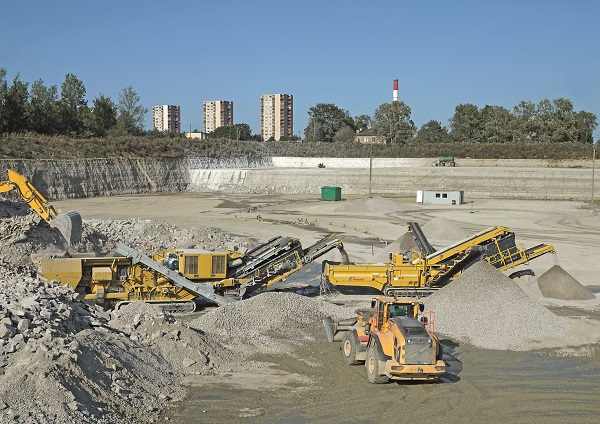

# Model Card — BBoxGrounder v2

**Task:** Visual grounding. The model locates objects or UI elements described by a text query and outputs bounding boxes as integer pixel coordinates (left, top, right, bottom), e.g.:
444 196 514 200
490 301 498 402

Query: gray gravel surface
423 261 569 350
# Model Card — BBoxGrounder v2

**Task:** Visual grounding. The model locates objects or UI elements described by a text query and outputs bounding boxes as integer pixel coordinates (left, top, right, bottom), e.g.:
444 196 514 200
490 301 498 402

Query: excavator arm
1 169 82 244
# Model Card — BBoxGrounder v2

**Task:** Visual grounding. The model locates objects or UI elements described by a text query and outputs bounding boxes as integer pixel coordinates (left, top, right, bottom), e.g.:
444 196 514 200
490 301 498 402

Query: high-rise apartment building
152 105 180 133
203 100 233 133
260 94 293 141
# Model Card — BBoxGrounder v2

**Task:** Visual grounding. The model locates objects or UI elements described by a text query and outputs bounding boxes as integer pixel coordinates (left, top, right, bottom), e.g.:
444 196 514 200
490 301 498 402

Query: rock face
1 158 190 199
2 156 598 200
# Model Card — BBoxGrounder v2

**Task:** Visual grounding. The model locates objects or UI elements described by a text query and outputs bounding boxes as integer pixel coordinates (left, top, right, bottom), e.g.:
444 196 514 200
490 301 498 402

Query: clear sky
1 0 599 139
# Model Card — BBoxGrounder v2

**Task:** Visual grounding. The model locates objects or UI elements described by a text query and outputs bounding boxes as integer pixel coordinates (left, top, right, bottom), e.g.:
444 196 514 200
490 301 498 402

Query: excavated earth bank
2 156 598 200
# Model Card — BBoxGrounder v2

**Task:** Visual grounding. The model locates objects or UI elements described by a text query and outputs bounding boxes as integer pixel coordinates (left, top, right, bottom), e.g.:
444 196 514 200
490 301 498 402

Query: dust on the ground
2 194 600 423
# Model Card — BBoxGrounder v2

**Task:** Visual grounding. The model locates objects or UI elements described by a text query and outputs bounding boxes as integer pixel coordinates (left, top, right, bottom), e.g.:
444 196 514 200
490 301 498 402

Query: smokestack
393 79 399 103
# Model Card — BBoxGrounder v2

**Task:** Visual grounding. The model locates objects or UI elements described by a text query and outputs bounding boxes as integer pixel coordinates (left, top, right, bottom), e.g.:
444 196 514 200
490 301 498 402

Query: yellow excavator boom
0 169 82 244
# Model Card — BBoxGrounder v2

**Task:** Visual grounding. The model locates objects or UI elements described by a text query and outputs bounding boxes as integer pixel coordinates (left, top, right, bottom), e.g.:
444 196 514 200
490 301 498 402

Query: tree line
1 67 597 146
304 99 597 144
0 68 147 137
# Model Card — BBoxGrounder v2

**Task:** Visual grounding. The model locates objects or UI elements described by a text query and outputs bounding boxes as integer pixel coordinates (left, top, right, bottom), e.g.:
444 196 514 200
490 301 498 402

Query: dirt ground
53 193 600 423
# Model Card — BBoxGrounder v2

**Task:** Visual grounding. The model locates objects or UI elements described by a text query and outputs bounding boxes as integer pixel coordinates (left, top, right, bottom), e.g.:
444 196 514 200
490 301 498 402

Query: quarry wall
1 156 596 201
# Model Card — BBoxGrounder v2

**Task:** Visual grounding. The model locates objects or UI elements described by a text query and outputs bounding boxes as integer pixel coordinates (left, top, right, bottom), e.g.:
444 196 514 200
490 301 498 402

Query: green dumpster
321 186 342 201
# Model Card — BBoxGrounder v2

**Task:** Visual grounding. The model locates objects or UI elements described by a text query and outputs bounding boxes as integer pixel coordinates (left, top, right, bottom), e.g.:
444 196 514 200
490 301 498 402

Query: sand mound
370 217 468 262
537 265 595 300
370 232 415 262
334 197 402 213
422 217 469 241
423 261 568 351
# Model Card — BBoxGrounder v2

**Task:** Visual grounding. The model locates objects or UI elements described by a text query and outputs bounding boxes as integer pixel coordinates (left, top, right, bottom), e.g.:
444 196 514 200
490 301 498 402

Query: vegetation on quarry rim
0 133 595 160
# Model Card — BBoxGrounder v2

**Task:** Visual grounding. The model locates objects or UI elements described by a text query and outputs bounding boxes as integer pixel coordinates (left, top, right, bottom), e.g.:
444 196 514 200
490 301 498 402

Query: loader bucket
50 210 83 245
323 316 357 342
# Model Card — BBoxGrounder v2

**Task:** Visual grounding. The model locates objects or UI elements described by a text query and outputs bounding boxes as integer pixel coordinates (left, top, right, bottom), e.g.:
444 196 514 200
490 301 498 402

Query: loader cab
369 296 423 331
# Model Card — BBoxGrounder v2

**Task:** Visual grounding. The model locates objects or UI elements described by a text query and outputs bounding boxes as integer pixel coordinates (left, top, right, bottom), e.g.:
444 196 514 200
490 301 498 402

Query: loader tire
366 344 389 384
341 331 362 365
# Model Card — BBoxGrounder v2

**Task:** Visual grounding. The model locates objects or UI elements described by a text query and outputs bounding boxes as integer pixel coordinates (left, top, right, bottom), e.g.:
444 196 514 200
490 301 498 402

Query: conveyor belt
115 243 233 306
407 222 436 256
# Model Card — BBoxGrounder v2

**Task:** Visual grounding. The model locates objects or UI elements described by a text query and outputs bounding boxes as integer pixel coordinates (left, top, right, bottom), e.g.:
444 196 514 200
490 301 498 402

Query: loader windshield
388 304 411 318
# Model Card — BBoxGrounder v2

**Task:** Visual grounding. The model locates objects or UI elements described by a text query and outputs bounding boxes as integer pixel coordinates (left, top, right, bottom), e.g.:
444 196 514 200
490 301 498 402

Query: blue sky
1 0 599 139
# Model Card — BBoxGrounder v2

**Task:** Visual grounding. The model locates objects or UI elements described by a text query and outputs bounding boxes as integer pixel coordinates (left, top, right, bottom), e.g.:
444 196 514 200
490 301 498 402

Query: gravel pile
422 216 469 241
370 217 468 262
423 261 569 351
0 263 184 423
334 197 402 213
75 218 248 256
110 303 241 374
537 265 595 300
190 292 356 355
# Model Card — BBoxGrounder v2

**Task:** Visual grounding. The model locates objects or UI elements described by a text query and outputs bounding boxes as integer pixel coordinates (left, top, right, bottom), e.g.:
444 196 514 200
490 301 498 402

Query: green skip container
321 186 342 201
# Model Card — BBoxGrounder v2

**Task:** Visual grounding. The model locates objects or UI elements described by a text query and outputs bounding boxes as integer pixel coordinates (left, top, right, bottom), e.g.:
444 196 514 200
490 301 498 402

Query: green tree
372 102 415 144
415 120 449 143
3 73 30 133
304 103 354 142
116 86 147 135
88 94 117 137
480 105 514 143
574 110 597 143
28 79 60 134
333 125 356 143
354 114 371 131
512 100 538 142
210 123 252 140
449 103 482 143
59 73 88 135
0 68 7 133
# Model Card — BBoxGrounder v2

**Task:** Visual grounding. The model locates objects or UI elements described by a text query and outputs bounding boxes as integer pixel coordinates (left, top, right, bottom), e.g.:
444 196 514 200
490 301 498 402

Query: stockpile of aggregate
76 218 249 256
190 292 356 355
0 201 67 265
537 265 595 300
422 216 469 241
334 197 402 213
423 261 569 351
0 262 184 424
370 217 469 262
110 302 244 374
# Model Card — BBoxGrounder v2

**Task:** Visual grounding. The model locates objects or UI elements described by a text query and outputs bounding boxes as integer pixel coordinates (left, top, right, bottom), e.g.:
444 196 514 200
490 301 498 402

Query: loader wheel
366 345 389 384
342 332 362 365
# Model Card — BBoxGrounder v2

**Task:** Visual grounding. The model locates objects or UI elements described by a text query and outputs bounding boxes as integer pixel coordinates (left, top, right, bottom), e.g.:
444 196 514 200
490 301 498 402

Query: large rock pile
110 302 241 375
0 263 184 423
75 218 249 256
423 261 569 351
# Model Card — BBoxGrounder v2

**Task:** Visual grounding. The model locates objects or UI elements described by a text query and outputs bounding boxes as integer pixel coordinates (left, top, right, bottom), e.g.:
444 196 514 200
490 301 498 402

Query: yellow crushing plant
322 223 555 297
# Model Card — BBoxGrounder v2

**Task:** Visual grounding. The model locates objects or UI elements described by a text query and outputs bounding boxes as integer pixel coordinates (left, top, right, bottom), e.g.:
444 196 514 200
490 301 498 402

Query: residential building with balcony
152 105 180 133
260 94 293 141
203 100 233 133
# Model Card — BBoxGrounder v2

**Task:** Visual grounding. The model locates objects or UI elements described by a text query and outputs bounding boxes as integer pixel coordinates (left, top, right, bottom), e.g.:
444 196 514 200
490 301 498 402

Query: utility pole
368 141 373 198
592 144 596 208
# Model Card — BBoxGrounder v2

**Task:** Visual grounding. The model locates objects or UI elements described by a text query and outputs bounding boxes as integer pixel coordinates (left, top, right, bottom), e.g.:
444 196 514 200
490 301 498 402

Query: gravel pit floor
50 193 600 423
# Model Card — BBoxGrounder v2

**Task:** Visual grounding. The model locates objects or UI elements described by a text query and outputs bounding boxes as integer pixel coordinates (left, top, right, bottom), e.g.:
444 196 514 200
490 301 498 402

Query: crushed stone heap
0 263 185 424
190 292 356 355
110 302 240 375
75 218 248 256
537 265 595 300
371 217 469 262
423 261 568 351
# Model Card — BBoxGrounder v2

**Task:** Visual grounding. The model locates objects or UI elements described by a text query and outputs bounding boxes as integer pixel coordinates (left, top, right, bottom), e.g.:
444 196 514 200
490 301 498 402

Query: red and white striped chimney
393 79 399 103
